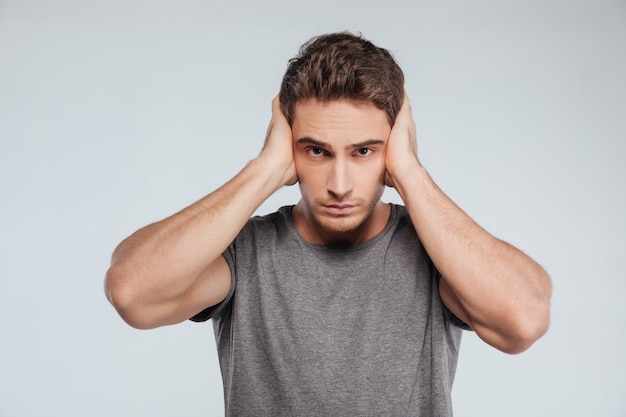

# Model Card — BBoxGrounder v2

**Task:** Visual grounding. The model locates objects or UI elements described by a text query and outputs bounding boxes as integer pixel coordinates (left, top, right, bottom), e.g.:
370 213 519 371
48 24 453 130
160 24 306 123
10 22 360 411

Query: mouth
323 204 355 215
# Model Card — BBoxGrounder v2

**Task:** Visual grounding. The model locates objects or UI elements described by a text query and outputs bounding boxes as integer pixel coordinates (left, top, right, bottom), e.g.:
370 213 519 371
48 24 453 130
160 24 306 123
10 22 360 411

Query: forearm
393 162 552 353
105 156 285 326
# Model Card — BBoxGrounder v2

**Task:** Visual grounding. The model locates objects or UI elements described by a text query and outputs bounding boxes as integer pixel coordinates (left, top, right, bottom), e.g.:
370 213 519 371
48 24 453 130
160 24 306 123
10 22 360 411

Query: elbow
498 304 551 355
104 263 158 330
501 268 553 354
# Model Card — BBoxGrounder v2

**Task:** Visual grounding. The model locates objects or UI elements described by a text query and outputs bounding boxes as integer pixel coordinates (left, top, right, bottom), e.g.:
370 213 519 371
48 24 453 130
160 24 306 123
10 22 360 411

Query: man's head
283 33 406 246
279 32 405 126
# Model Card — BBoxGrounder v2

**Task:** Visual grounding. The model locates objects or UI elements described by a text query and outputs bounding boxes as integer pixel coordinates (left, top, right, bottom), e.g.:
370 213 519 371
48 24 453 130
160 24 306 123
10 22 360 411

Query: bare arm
385 95 552 354
104 97 296 329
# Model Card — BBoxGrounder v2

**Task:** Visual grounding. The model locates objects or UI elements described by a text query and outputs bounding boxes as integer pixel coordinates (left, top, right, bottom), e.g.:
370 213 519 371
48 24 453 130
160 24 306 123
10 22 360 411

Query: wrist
388 159 431 198
386 155 422 187
251 152 296 190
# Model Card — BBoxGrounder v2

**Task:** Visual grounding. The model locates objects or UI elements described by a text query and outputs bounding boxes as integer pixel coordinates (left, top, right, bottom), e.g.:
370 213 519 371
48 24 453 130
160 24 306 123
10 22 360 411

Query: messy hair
279 32 405 126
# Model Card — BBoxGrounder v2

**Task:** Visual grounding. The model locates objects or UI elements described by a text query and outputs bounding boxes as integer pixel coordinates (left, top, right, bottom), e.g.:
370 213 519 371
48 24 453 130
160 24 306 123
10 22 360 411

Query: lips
324 204 355 215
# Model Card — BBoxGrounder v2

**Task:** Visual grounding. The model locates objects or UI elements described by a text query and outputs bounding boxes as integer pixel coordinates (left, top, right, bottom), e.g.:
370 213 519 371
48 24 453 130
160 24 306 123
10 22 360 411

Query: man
105 32 552 416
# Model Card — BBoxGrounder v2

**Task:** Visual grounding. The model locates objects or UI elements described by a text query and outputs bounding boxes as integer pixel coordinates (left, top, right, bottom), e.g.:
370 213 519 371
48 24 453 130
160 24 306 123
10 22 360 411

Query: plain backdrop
1 1 624 416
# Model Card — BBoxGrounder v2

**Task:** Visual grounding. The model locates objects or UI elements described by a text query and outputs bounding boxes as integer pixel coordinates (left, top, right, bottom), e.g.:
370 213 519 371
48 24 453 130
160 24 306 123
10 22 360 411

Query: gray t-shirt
192 204 465 416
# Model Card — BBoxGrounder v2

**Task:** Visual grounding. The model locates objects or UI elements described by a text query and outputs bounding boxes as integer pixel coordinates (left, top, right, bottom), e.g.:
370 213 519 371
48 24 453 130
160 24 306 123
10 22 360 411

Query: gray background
1 0 624 416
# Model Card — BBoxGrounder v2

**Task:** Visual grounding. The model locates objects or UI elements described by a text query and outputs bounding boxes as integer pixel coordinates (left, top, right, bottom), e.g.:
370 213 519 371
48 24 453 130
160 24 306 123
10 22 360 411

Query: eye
356 148 372 156
306 146 327 158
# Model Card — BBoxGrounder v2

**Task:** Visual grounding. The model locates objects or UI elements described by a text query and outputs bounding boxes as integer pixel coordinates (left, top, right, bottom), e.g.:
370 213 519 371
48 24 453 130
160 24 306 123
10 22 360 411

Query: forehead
292 99 390 144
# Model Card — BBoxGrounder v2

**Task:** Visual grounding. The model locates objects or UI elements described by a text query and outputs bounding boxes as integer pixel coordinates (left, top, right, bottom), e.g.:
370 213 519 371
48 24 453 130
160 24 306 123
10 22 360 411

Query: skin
290 99 391 246
385 95 552 353
105 94 552 354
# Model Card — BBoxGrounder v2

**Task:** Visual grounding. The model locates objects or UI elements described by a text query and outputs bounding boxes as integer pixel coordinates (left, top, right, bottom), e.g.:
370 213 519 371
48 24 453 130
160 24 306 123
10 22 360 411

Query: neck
292 201 391 247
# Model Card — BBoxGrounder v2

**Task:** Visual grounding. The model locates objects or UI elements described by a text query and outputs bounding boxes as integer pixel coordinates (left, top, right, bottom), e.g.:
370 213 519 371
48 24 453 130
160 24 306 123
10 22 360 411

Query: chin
315 213 366 235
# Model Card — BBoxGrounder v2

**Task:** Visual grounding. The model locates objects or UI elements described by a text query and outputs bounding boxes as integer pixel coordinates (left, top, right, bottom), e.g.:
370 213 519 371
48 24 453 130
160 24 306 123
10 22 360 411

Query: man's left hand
384 93 420 189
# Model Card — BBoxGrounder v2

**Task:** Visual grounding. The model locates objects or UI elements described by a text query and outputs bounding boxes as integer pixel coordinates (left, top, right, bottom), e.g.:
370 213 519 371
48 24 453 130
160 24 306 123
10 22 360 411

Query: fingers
385 91 419 188
261 94 298 186
270 95 290 132
264 95 290 147
271 95 282 118
396 92 414 126
390 93 415 138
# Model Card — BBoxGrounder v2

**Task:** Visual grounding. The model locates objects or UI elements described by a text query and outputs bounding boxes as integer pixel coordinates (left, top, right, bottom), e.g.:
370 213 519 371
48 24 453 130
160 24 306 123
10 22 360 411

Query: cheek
360 158 386 182
293 156 311 183
294 158 325 192
357 161 386 195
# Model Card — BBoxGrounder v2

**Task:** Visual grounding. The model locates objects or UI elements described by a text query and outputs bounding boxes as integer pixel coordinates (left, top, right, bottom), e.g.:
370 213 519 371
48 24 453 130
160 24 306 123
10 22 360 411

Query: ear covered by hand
384 93 420 189
260 96 298 187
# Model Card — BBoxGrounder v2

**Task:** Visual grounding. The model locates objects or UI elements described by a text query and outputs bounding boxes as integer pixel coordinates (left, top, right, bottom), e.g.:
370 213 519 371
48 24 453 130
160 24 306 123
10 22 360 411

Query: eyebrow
296 137 385 149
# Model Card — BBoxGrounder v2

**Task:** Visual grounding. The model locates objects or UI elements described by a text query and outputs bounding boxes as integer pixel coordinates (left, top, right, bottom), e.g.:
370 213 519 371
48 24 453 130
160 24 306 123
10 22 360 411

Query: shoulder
390 204 416 233
392 203 409 221
247 205 292 228
386 203 428 255
237 206 295 241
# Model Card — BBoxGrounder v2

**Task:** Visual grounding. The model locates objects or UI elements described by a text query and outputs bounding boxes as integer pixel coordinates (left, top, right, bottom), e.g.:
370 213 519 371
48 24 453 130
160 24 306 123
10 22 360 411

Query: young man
105 32 552 416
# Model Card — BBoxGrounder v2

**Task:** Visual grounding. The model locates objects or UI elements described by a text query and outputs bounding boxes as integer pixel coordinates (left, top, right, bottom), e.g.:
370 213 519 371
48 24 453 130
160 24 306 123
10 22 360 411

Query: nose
327 158 352 199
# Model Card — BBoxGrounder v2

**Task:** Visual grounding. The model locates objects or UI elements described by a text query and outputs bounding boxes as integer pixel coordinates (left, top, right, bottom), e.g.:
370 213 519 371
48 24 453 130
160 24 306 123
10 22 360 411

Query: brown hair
279 32 405 126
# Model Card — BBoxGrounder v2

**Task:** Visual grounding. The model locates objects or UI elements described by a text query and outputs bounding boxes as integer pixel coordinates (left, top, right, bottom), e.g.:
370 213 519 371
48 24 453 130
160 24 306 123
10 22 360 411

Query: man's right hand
105 95 299 329
259 96 298 187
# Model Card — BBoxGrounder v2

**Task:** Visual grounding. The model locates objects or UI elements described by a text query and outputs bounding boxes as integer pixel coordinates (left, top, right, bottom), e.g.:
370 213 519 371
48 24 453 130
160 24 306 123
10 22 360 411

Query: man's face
291 98 391 245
